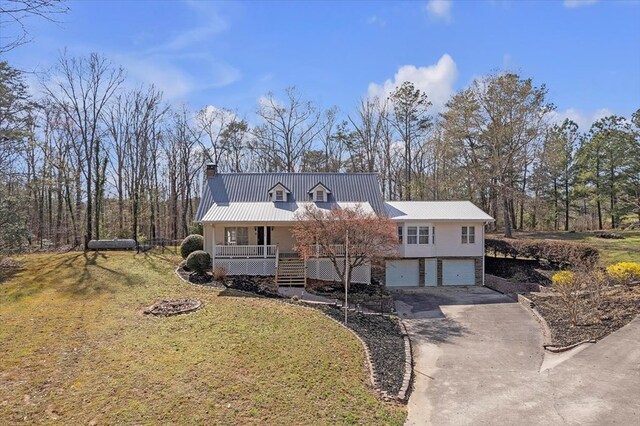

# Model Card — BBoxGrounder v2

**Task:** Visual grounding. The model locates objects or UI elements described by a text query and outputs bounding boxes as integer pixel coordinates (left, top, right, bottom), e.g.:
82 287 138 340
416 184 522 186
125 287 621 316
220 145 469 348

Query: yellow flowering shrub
551 270 577 289
606 262 640 285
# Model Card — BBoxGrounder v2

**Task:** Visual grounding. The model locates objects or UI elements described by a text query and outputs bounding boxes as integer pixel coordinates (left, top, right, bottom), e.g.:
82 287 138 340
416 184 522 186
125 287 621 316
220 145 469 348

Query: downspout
482 221 486 287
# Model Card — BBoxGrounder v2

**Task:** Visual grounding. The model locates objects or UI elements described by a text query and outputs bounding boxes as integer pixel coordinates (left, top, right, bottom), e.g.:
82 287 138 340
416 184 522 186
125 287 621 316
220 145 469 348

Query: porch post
211 227 216 268
263 225 267 258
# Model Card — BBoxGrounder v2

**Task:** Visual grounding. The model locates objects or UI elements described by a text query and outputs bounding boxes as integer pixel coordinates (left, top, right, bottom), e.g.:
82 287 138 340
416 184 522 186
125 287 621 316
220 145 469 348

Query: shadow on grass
4 251 139 302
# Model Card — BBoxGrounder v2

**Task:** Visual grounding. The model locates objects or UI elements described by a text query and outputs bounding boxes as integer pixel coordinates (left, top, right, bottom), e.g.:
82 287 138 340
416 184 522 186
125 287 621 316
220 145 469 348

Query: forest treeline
1 53 639 252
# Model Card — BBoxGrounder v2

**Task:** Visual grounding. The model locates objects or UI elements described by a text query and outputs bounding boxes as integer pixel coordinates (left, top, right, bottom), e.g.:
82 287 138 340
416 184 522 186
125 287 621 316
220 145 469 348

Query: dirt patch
314 305 406 397
529 286 640 347
144 299 203 316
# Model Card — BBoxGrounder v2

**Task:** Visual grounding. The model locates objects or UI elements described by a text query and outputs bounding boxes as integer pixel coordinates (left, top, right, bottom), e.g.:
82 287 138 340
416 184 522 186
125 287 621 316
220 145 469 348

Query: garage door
386 260 419 287
442 259 476 286
425 259 437 286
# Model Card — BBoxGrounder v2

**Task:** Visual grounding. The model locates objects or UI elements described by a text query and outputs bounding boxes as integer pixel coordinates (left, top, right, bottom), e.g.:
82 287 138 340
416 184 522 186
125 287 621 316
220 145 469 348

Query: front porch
202 223 368 284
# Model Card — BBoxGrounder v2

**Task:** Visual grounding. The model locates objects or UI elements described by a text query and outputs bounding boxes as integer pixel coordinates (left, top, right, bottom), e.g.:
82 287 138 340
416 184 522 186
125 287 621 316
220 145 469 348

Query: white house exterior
195 164 494 287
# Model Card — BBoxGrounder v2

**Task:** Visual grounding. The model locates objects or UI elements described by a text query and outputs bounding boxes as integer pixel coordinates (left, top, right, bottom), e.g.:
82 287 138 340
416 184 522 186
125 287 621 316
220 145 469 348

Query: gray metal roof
200 202 375 223
195 173 385 222
385 201 495 222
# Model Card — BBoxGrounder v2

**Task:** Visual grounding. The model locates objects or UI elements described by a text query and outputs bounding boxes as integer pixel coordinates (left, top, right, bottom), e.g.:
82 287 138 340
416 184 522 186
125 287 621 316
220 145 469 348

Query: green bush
485 237 599 267
180 234 204 259
186 250 211 275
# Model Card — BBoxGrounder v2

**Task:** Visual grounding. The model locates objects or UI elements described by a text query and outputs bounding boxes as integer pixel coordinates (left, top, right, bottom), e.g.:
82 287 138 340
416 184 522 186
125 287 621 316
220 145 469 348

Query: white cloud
425 0 452 22
113 53 240 101
367 15 386 27
563 0 598 8
551 107 613 130
367 54 458 113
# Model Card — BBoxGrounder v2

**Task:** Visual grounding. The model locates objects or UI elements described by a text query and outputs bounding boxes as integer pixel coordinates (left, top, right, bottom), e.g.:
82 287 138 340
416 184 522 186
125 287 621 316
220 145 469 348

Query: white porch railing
310 244 345 257
215 245 277 258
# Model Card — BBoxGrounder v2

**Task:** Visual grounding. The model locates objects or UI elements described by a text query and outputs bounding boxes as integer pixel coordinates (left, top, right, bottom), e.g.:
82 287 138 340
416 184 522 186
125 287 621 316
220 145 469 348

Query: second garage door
442 259 476 286
386 260 419 287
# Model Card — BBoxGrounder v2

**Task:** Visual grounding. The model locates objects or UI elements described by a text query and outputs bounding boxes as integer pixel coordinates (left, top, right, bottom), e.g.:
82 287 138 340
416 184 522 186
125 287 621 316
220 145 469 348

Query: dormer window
268 182 290 202
309 182 331 203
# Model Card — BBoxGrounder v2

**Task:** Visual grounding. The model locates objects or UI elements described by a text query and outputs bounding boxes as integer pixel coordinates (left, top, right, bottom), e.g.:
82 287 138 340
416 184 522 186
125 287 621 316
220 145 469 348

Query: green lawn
0 251 405 425
507 230 640 266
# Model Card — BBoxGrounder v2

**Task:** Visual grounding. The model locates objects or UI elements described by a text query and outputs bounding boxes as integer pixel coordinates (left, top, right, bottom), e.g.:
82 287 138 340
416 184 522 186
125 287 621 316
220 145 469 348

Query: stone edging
396 319 414 403
517 294 553 347
174 267 224 290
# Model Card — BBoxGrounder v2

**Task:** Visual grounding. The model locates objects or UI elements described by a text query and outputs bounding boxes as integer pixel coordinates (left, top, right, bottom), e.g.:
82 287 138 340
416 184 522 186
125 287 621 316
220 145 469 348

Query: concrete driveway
394 286 640 426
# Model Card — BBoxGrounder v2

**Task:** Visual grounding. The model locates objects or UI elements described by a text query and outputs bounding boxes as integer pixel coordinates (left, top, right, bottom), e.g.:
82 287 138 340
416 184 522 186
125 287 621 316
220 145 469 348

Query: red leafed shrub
485 237 599 267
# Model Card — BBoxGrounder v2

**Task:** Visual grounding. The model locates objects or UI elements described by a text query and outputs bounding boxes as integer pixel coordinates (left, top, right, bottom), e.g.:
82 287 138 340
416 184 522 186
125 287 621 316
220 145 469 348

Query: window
225 227 249 245
316 190 324 202
407 226 418 244
419 227 429 244
432 226 436 244
462 226 475 244
397 226 403 244
275 190 284 201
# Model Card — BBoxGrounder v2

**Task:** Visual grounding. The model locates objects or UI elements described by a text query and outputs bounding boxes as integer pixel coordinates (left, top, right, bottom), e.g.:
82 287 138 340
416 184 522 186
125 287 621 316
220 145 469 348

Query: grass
0 251 405 425
499 230 640 266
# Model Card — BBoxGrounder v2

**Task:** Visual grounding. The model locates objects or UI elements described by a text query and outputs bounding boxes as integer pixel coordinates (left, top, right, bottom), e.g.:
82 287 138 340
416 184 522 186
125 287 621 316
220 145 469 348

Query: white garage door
442 259 476 286
386 260 419 287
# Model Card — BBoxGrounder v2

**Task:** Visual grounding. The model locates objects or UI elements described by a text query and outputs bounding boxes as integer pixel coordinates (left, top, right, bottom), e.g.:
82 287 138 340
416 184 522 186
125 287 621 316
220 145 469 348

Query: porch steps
276 257 306 286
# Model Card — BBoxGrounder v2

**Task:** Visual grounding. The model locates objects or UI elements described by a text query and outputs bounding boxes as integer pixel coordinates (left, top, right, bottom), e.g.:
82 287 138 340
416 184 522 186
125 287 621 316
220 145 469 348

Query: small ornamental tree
293 204 398 292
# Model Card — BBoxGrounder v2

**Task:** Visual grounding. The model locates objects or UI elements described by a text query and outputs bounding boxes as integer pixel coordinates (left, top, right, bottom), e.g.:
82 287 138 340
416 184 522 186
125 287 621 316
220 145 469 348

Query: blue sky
4 0 640 129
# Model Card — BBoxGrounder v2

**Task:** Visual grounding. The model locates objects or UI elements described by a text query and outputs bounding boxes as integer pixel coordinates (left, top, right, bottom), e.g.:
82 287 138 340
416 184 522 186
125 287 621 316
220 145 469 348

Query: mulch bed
222 275 280 298
485 256 554 285
313 304 406 397
529 286 640 347
307 279 395 314
176 266 223 287
144 299 203 316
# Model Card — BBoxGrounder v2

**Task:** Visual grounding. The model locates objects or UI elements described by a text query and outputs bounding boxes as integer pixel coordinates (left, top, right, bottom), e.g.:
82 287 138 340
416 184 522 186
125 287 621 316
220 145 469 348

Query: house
195 164 495 287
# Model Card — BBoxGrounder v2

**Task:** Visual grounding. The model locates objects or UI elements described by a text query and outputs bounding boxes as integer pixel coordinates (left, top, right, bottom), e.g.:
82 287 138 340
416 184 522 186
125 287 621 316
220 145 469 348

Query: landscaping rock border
396 319 414 403
144 299 203 316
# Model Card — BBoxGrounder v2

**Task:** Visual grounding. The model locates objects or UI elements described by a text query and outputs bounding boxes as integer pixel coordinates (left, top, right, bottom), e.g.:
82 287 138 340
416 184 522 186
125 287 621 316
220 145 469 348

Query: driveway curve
394 287 640 426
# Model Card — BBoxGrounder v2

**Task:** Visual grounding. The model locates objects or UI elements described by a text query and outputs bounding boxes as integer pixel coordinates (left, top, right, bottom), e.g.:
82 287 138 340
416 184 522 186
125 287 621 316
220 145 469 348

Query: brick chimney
206 163 218 178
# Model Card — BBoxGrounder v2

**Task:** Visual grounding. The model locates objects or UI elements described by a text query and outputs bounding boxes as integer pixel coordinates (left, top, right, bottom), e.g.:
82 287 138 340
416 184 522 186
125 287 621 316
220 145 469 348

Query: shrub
485 237 599 267
606 262 640 286
213 265 227 281
186 250 211 275
180 234 204 259
551 270 580 326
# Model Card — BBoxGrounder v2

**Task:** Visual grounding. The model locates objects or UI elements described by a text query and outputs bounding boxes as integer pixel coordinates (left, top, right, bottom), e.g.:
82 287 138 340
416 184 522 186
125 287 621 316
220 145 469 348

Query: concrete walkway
394 287 640 426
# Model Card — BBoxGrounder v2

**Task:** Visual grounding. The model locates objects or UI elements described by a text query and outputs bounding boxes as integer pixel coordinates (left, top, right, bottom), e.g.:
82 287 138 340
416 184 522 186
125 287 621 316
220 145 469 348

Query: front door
257 226 272 246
